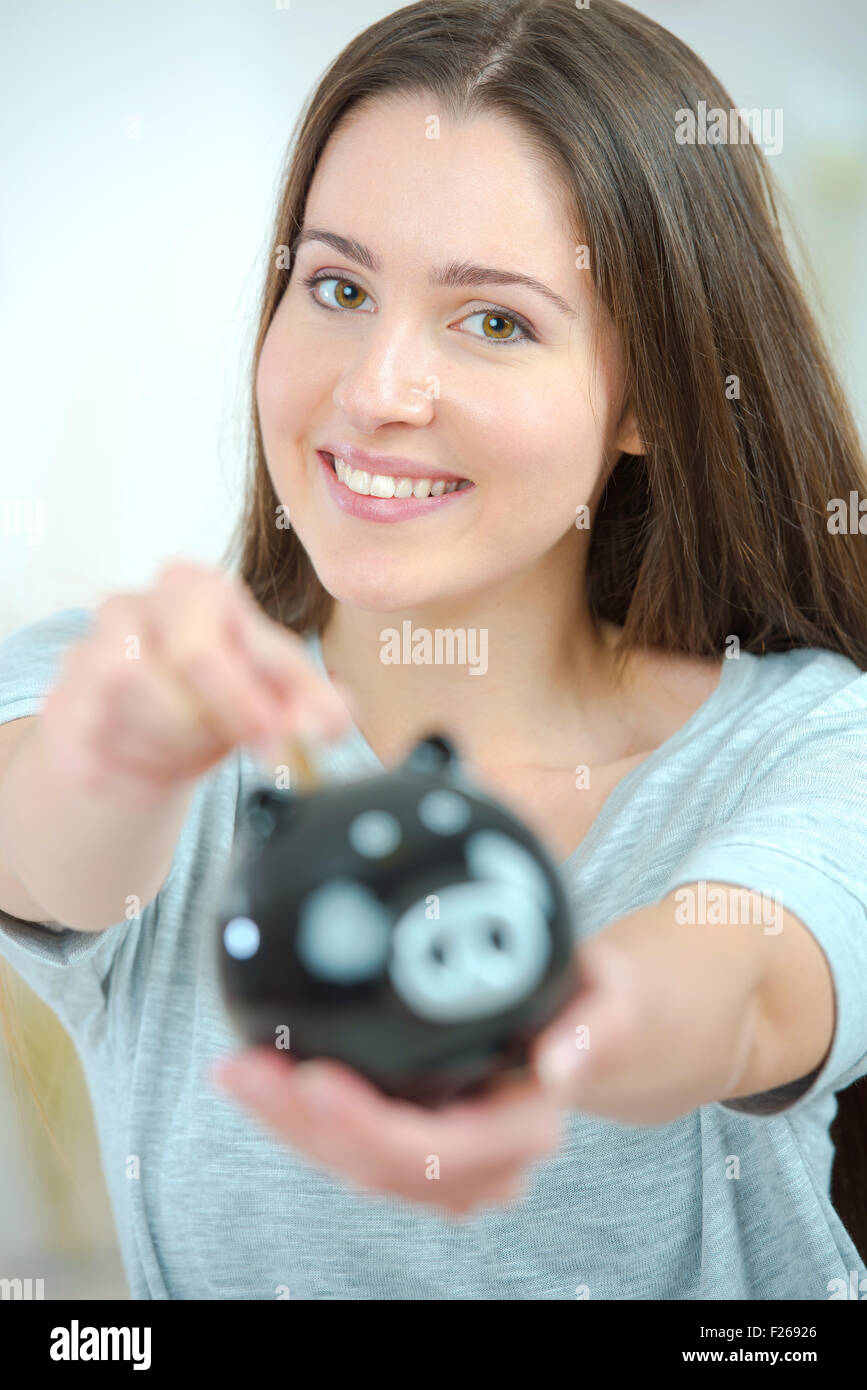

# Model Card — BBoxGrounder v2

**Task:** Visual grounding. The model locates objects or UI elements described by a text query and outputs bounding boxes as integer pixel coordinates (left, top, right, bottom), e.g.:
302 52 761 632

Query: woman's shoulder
728 643 866 728
0 604 94 666
673 644 866 797
642 633 863 733
604 635 864 800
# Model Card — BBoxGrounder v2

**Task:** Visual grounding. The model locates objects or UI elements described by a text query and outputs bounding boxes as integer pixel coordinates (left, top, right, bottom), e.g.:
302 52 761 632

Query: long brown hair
220 0 867 1253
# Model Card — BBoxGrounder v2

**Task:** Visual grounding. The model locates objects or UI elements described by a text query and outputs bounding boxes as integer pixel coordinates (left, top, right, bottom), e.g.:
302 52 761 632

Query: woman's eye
461 310 533 346
303 274 372 312
301 272 536 346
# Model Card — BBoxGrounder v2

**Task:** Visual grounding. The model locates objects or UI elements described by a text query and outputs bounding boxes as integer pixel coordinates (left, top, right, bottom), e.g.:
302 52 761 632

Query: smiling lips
327 452 473 499
317 450 475 524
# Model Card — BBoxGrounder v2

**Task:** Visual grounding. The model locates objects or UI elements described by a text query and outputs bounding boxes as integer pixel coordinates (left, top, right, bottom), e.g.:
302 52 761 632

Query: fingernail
294 1064 338 1116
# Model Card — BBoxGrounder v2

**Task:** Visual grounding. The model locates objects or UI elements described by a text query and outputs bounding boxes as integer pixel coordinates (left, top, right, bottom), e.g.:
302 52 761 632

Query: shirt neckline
302 632 750 872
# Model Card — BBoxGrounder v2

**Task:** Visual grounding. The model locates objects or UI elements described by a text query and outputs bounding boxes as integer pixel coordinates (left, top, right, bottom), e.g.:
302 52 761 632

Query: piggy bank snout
389 879 552 1023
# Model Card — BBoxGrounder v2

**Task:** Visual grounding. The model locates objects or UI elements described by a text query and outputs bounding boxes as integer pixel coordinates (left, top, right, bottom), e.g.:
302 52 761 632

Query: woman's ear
613 405 645 456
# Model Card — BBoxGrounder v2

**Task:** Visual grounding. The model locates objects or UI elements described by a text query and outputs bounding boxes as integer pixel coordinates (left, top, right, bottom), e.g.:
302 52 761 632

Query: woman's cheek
504 410 605 524
255 336 288 439
257 300 320 430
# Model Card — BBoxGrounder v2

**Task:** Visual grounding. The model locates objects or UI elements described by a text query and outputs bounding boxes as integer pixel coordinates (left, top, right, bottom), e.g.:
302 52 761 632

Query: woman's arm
529 883 836 1124
0 714 198 931
0 564 354 935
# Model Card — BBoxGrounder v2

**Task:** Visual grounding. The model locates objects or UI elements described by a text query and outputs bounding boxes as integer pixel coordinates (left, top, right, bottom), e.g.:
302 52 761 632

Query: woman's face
256 93 640 613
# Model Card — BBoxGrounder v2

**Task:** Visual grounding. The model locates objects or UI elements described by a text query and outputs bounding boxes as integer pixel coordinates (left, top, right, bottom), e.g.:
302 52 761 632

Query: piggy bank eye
297 879 391 983
416 790 472 835
464 830 554 913
348 810 403 858
223 916 261 960
388 881 551 1022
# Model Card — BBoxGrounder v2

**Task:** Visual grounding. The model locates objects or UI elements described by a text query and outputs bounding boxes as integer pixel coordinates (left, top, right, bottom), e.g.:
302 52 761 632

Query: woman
0 0 865 1300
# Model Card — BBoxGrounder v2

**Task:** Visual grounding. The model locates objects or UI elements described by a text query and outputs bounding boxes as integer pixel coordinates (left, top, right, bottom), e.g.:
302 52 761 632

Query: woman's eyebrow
290 227 579 320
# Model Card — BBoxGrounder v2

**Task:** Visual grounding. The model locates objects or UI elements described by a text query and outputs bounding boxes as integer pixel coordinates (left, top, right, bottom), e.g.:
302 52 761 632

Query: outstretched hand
210 1046 563 1217
211 889 765 1213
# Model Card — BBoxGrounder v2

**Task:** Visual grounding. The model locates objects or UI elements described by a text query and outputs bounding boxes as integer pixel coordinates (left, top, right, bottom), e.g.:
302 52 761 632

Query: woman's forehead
305 97 580 274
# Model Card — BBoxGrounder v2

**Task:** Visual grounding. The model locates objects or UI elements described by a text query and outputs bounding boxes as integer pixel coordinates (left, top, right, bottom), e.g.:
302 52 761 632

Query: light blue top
1 606 866 1300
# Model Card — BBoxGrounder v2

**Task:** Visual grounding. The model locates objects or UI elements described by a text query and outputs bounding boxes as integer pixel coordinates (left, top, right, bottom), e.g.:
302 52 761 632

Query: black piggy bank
216 734 577 1106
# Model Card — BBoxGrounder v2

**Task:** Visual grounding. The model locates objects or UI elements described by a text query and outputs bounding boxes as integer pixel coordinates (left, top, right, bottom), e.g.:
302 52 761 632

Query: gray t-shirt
1 606 866 1300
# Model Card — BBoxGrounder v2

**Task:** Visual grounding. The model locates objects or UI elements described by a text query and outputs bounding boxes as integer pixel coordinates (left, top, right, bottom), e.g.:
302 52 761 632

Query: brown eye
333 279 368 310
303 271 536 347
481 312 516 340
303 273 372 311
463 308 535 346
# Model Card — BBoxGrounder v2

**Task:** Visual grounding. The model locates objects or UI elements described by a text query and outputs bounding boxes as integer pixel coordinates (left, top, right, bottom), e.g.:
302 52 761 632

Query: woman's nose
331 316 438 430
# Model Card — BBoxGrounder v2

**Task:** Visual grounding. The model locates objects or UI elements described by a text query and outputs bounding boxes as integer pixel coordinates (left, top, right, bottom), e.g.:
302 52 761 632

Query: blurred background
0 0 865 1298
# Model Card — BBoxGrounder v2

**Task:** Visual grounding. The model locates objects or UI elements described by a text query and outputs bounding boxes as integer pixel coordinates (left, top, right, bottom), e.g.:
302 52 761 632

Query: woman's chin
314 566 448 615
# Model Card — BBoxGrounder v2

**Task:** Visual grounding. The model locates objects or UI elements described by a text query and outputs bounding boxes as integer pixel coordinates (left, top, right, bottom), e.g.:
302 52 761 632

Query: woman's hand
40 559 353 799
210 886 767 1214
530 892 766 1125
209 1049 564 1218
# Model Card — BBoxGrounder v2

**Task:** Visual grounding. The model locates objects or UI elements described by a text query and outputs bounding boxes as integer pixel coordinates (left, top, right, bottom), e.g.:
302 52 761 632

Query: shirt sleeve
0 607 144 1035
662 668 867 1119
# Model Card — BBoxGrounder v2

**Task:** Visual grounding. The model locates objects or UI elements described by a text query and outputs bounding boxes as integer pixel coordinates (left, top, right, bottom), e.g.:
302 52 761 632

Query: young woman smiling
0 0 865 1300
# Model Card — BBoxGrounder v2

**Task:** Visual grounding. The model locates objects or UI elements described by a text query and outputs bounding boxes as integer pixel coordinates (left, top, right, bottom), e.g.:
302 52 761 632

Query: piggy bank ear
403 733 460 775
465 830 555 915
242 786 300 839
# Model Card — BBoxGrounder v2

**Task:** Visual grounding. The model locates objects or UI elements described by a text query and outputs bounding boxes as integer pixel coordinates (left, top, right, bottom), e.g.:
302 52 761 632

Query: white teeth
369 474 395 498
331 455 470 500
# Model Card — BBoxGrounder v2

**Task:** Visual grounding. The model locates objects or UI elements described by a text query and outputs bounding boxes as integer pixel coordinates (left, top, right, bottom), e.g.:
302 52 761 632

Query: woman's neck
318 589 638 777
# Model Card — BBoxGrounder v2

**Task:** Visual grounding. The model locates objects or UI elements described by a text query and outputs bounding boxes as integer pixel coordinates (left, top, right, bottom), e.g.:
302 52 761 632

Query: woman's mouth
325 452 472 498
316 451 476 525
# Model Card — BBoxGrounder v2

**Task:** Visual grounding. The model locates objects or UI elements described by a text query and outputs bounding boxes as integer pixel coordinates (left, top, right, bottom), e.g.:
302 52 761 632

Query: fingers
531 937 639 1106
46 561 356 796
142 594 284 751
210 1048 563 1215
530 926 718 1125
78 592 250 779
219 576 351 738
150 562 350 739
